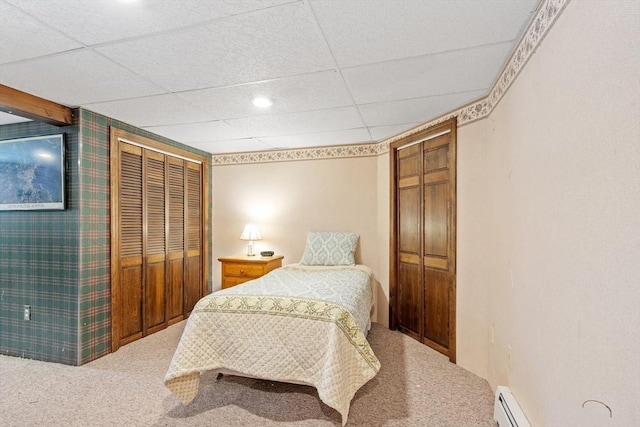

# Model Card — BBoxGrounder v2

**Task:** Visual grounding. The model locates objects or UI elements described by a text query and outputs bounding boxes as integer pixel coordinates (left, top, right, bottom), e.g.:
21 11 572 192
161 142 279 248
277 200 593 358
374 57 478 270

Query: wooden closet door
117 143 144 346
111 127 207 352
396 143 423 340
390 118 456 362
144 150 166 335
166 157 185 325
422 131 456 358
184 162 202 315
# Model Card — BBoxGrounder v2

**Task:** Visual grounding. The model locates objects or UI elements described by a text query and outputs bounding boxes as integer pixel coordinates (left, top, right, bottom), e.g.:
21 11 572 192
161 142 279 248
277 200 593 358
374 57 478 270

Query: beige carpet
0 322 494 426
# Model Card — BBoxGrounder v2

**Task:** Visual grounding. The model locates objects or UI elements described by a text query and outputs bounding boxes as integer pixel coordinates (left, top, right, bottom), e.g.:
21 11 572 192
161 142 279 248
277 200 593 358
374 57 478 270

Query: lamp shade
240 223 261 241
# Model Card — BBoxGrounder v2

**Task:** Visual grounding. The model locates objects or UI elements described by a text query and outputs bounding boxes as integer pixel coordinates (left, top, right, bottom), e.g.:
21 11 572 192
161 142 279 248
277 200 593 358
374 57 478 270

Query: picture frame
0 134 66 211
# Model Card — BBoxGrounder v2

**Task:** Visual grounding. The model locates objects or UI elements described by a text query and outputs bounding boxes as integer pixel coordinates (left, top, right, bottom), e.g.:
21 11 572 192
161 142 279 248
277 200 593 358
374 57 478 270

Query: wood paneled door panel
424 182 449 258
397 262 422 339
110 128 209 352
145 261 166 334
120 265 143 344
390 118 457 362
167 257 184 324
399 186 420 255
185 256 202 314
424 268 450 348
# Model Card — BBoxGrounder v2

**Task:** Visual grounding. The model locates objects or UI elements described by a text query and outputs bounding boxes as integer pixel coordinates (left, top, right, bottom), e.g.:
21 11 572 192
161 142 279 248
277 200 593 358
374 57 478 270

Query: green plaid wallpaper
0 118 80 364
0 109 212 366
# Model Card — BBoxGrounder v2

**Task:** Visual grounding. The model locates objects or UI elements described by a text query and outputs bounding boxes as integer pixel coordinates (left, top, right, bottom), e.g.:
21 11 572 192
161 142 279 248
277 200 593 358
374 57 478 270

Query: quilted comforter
164 264 380 425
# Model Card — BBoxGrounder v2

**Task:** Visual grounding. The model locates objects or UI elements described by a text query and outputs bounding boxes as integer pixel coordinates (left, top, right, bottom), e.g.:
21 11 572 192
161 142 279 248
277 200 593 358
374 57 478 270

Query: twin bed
164 232 380 425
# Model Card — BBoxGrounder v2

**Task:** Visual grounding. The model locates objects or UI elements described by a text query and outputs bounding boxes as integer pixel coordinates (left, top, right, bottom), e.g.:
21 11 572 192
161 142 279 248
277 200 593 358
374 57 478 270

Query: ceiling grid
0 0 543 156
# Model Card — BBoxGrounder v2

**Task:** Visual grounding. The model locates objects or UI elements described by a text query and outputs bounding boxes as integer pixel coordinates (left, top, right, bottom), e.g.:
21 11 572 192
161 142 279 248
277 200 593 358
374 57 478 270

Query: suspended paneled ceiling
0 0 540 154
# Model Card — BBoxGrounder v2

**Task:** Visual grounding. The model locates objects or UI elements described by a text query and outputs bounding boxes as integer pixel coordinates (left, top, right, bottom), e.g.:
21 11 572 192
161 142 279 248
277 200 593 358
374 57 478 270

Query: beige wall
375 152 391 327
458 1 639 425
212 155 388 324
456 120 490 380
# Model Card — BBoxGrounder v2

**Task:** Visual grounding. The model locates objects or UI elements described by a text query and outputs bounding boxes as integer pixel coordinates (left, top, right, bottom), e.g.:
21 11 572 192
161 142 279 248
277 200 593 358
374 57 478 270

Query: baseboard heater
494 386 531 427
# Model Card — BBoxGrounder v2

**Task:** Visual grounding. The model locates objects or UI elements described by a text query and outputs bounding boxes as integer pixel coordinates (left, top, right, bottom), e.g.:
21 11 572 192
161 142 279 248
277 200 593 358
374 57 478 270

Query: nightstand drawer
222 277 253 288
224 263 265 278
218 255 284 290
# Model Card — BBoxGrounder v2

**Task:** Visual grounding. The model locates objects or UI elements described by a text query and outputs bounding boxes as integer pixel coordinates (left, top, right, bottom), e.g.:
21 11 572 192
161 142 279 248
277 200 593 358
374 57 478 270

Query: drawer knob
240 269 245 275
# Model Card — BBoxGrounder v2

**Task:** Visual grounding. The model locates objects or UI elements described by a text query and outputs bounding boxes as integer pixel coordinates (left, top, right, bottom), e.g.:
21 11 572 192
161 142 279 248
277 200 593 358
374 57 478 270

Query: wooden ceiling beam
0 84 73 126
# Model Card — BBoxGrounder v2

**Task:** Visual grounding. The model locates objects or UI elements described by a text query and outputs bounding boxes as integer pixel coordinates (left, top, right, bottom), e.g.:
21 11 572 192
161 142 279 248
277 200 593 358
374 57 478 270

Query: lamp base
246 241 256 256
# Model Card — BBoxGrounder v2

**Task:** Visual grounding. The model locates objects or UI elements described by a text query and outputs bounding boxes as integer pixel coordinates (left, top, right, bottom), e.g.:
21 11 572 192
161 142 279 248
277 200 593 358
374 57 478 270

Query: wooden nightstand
218 255 284 289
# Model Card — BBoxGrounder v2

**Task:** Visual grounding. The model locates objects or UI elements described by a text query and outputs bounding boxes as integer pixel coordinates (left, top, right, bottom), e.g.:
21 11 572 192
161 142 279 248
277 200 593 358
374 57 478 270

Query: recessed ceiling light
252 97 273 108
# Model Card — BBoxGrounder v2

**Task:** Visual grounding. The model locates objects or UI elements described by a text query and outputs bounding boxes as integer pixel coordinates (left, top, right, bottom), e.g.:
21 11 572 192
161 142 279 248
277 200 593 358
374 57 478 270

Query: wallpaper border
213 142 385 165
212 0 569 166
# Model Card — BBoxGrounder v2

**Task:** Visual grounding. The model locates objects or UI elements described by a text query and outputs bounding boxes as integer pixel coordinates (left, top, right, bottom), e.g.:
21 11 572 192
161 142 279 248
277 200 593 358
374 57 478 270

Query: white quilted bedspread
164 264 380 426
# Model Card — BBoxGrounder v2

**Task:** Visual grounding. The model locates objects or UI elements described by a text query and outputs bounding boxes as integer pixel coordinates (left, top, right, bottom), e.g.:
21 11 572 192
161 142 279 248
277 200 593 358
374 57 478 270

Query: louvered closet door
184 162 202 314
111 128 206 352
144 150 166 335
118 143 144 345
166 157 185 325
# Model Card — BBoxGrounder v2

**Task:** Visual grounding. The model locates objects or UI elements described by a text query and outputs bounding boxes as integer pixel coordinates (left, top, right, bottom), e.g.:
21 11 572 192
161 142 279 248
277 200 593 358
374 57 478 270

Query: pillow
299 231 359 266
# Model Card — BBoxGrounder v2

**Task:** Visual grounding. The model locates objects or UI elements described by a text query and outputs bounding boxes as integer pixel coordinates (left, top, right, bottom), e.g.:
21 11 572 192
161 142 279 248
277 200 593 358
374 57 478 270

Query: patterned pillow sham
299 231 359 266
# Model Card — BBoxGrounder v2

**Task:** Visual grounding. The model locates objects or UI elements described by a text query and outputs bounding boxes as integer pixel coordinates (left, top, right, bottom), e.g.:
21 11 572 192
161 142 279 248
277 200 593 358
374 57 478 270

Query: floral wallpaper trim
213 0 569 166
212 142 384 165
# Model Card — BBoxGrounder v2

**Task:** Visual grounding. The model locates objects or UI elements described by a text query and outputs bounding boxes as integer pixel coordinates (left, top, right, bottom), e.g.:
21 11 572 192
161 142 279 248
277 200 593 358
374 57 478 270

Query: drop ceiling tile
369 123 423 141
5 0 295 45
188 138 273 154
0 50 166 105
0 2 82 64
310 0 538 67
259 128 372 149
359 89 486 127
226 107 365 138
0 111 31 125
177 70 353 120
96 2 334 92
84 94 211 128
143 121 251 143
343 42 512 105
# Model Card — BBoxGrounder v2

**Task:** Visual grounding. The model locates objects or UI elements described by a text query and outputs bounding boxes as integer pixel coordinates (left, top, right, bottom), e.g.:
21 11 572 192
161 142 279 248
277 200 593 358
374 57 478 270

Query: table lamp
240 223 261 256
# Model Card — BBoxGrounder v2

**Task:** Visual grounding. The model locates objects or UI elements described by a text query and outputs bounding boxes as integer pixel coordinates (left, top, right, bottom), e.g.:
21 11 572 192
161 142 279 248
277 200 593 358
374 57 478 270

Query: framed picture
0 134 66 211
